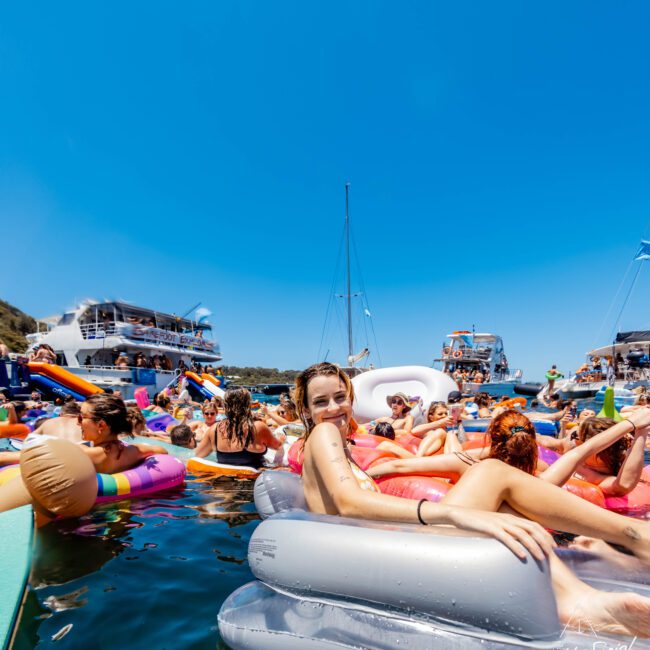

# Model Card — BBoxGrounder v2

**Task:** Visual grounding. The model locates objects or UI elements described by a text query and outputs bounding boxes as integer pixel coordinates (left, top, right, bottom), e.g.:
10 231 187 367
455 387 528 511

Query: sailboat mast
345 183 353 360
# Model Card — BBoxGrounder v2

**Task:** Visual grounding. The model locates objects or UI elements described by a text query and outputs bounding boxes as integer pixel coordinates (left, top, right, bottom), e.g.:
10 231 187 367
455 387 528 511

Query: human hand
449 508 555 561
626 408 650 434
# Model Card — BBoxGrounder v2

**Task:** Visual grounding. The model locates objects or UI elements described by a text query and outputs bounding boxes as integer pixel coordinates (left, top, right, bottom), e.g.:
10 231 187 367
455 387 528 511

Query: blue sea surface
13 475 257 649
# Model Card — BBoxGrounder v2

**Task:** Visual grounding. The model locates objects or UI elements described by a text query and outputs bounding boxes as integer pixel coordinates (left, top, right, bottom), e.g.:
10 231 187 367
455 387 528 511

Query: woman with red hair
368 410 541 482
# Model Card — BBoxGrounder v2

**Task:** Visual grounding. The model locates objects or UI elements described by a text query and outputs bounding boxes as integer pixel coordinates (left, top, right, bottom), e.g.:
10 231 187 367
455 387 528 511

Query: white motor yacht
26 300 222 399
433 331 522 394
539 330 650 400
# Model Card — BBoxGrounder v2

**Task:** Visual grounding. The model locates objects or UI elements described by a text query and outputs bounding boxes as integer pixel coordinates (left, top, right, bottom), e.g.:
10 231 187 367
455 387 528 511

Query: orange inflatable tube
28 362 103 397
186 457 260 479
395 434 422 455
349 446 398 471
0 424 30 440
562 477 606 508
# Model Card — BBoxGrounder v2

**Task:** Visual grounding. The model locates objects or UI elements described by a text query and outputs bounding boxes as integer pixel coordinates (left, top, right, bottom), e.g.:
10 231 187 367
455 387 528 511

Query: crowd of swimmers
4 367 650 637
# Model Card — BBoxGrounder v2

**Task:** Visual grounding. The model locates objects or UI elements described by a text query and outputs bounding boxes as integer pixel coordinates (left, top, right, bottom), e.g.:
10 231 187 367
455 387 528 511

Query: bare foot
569 535 645 574
569 535 621 557
559 588 650 637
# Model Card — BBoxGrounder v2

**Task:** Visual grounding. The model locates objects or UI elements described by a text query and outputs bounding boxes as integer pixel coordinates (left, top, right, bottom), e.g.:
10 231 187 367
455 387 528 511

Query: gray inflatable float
219 471 650 649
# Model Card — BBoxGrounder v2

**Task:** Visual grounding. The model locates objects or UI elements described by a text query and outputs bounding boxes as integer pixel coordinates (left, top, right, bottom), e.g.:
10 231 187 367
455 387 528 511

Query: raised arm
597 429 648 496
540 411 650 488
411 416 451 438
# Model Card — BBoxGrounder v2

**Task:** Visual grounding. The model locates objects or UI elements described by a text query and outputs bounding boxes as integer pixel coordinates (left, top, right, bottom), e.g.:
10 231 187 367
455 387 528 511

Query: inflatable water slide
27 363 103 401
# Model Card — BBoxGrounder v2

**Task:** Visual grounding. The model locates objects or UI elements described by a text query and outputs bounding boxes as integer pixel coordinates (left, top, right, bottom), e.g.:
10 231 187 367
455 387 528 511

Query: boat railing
80 323 118 339
79 321 218 355
79 364 179 376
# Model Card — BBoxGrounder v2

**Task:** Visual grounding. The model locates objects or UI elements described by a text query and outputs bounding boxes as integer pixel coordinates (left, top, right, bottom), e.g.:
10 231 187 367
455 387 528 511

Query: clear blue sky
3 2 650 380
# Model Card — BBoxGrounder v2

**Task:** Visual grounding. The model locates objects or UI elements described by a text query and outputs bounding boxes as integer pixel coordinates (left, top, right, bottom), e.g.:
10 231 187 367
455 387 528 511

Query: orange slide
28 362 104 397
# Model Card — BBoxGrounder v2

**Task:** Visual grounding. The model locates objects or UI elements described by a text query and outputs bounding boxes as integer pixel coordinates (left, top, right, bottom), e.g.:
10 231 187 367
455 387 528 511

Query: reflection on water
14 472 258 649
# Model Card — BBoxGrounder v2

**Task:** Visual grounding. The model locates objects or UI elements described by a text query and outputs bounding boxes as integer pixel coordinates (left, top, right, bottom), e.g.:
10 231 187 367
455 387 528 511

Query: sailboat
318 184 378 378
543 240 650 401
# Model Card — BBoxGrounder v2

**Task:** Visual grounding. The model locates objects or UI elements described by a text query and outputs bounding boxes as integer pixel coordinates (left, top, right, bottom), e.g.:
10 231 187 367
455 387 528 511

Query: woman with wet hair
194 386 281 468
296 362 650 637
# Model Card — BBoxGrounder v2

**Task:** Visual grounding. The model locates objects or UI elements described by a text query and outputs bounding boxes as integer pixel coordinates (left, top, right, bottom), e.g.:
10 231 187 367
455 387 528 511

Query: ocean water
13 475 257 649
8 389 649 648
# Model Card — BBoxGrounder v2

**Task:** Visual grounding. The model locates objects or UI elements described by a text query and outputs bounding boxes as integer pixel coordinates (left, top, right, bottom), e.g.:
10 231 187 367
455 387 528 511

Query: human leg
442 459 650 563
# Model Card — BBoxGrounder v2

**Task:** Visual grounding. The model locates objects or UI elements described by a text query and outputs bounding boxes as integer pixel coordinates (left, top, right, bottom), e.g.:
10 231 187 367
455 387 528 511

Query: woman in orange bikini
296 362 650 637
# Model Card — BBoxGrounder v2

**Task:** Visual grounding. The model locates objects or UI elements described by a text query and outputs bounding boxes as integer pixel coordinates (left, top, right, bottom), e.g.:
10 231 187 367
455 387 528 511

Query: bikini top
348 460 380 493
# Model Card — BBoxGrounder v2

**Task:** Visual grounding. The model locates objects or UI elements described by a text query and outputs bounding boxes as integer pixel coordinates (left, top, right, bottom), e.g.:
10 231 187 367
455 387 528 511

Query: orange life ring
452 350 463 359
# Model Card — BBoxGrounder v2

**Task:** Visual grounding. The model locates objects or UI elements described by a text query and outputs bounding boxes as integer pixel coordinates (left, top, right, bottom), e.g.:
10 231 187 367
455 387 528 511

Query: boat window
57 313 75 326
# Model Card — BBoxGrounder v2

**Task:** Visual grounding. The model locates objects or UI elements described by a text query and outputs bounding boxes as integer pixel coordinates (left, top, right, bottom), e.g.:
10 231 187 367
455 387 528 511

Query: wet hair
556 399 571 410
530 399 539 409
223 387 257 448
210 396 224 409
427 401 447 421
13 402 26 416
126 405 147 434
170 424 195 447
294 363 354 439
577 417 630 475
60 400 81 416
85 393 131 436
374 421 395 440
487 410 538 475
636 394 649 406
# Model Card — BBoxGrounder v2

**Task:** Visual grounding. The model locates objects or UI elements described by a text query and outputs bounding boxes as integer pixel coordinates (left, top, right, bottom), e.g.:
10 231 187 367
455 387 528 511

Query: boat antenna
182 302 202 320
345 182 353 362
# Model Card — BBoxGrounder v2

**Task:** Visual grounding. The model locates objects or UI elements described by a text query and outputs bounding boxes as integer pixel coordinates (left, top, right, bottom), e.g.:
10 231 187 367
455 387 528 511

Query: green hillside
0 300 43 352
222 366 300 386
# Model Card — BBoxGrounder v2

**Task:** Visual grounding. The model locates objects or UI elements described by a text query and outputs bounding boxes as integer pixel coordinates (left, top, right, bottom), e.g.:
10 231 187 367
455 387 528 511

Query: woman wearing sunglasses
371 392 414 435
0 394 168 474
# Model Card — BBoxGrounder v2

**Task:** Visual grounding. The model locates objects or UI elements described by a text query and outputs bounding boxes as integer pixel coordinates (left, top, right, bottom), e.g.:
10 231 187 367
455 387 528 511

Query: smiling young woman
293 362 650 637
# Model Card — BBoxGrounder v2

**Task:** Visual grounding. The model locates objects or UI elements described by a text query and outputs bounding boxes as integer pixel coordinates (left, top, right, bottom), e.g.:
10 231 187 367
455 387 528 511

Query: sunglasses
391 399 405 406
204 412 217 416
77 413 97 424
278 410 286 416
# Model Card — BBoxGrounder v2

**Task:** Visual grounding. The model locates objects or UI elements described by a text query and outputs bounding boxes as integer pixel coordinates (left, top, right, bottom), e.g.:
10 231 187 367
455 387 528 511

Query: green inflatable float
597 386 623 422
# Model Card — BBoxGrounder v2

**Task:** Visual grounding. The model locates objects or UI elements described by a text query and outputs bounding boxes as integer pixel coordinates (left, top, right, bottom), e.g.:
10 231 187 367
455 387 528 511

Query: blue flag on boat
459 333 474 347
634 240 650 261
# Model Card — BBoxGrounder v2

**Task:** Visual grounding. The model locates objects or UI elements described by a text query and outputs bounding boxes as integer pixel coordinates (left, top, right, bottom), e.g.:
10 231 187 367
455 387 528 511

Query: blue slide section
185 377 212 401
30 374 86 402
